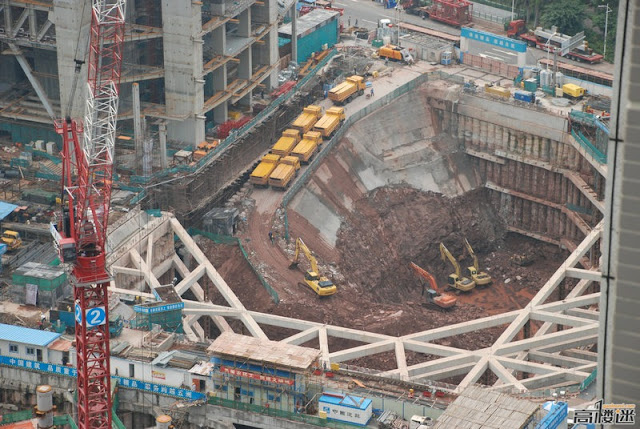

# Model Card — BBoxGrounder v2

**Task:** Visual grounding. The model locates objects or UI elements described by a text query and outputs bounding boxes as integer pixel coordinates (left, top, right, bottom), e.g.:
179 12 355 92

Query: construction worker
268 231 274 245
348 16 351 27
370 87 374 97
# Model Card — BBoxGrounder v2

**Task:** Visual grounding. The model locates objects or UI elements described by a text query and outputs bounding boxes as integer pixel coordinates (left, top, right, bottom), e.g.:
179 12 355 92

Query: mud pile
335 186 505 303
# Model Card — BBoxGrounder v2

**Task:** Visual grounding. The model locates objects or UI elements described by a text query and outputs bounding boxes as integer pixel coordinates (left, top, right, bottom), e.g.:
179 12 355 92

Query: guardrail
571 129 607 164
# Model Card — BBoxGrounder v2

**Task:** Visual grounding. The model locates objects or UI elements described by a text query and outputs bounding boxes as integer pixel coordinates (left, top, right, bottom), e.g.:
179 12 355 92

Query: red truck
402 0 472 27
507 20 604 64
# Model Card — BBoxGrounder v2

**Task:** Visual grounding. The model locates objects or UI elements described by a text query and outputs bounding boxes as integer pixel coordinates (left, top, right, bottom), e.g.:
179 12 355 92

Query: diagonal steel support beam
36 19 52 41
10 7 28 37
8 43 56 119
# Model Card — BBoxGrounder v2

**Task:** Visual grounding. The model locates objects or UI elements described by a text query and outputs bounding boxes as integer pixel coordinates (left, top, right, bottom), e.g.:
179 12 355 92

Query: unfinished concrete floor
200 82 572 370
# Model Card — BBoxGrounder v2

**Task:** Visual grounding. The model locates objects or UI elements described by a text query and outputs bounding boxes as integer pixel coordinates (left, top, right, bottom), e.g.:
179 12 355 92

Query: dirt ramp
335 186 505 303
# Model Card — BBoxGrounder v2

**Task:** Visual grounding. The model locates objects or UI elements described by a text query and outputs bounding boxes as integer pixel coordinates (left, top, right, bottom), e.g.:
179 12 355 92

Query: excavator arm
409 262 439 293
290 237 319 273
440 242 461 277
463 238 479 271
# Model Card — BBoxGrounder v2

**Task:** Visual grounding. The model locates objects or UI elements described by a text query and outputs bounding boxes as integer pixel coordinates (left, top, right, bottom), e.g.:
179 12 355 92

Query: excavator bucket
288 260 299 269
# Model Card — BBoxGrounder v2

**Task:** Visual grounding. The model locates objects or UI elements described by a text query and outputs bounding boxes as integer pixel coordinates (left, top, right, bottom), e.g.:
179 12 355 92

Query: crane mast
53 1 125 427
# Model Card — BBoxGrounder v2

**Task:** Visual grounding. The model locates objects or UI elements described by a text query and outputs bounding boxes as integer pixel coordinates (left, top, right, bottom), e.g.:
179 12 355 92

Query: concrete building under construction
0 0 280 146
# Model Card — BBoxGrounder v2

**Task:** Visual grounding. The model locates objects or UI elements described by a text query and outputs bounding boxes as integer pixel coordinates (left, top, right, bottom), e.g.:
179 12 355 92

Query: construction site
0 0 637 428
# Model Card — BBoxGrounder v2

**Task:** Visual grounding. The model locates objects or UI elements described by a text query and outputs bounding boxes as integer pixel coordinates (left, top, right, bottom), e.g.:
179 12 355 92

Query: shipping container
514 90 535 103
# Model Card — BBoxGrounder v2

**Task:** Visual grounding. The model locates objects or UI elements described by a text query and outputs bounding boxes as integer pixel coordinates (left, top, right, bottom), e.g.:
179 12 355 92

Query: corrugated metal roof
0 201 18 221
0 323 61 347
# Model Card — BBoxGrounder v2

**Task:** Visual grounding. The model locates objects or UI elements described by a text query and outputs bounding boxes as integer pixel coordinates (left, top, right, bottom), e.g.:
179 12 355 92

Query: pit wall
433 92 605 249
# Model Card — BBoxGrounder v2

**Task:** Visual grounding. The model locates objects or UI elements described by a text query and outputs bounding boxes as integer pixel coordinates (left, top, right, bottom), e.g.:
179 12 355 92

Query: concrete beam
249 311 320 331
565 268 602 282
11 8 29 38
536 293 600 313
173 255 205 302
536 335 599 354
528 351 593 368
490 372 567 392
8 43 56 119
492 311 531 349
488 358 526 392
559 348 599 362
404 310 519 343
183 315 203 342
457 356 490 392
326 326 393 344
415 362 478 382
108 286 155 299
282 327 319 346
403 339 469 358
394 340 409 380
329 341 395 363
319 327 329 366
497 356 574 375
495 324 599 356
146 230 154 267
565 308 599 320
175 264 207 296
530 310 595 327
380 354 477 378
36 20 52 41
130 248 163 290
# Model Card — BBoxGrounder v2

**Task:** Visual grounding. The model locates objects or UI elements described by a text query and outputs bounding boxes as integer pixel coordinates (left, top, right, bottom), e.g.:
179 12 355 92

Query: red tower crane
53 1 125 427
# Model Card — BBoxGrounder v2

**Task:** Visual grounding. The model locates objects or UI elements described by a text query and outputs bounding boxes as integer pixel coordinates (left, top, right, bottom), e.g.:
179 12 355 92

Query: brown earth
199 183 568 370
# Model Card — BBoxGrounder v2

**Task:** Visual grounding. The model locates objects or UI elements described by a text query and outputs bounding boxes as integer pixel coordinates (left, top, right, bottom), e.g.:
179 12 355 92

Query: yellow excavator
463 238 492 287
439 242 476 293
289 238 337 297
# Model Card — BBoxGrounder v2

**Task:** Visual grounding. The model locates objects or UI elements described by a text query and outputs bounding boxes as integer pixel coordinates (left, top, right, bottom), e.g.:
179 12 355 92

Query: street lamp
598 4 612 60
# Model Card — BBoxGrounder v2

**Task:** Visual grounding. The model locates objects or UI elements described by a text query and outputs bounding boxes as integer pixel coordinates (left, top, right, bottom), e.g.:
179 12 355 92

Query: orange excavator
409 262 457 310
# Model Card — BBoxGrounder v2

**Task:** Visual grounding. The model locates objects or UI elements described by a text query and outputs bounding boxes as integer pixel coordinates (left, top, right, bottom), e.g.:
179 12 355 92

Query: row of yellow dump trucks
250 104 345 189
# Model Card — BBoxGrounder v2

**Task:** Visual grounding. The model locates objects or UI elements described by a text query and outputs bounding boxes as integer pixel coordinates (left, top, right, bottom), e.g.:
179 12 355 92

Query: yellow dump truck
268 156 301 190
282 128 301 141
329 75 366 105
313 107 345 139
291 134 319 164
562 83 585 100
484 83 511 99
303 131 323 147
250 154 280 187
291 105 323 134
272 136 298 157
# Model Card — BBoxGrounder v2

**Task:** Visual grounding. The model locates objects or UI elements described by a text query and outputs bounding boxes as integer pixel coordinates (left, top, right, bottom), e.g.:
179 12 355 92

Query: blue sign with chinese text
461 27 527 53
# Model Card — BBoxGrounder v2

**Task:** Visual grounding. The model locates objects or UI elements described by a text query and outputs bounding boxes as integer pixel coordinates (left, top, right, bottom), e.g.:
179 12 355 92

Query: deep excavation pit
201 80 573 371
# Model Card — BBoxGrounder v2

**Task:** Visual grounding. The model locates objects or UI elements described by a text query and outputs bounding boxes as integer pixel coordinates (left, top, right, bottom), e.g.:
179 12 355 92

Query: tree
540 0 586 35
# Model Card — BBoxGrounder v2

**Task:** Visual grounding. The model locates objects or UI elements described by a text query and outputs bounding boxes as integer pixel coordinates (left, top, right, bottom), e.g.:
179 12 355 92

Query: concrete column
28 7 37 41
291 6 297 63
132 83 143 173
487 122 495 151
4 2 12 39
479 120 488 150
158 121 168 169
161 0 205 146
52 0 91 118
212 66 228 123
238 8 251 38
472 118 480 146
251 0 278 89
238 47 253 108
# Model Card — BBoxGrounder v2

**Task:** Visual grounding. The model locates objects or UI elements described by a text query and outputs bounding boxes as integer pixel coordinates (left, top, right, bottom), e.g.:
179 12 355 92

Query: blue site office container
514 90 535 103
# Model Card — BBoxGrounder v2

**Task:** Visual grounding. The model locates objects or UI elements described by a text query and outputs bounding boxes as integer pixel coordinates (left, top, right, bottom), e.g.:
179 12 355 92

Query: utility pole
598 4 612 59
511 0 515 20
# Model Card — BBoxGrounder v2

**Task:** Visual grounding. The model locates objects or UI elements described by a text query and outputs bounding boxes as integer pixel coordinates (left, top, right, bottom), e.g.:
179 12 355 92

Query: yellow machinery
439 242 475 292
2 230 22 250
193 140 219 161
463 238 492 287
289 238 337 297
